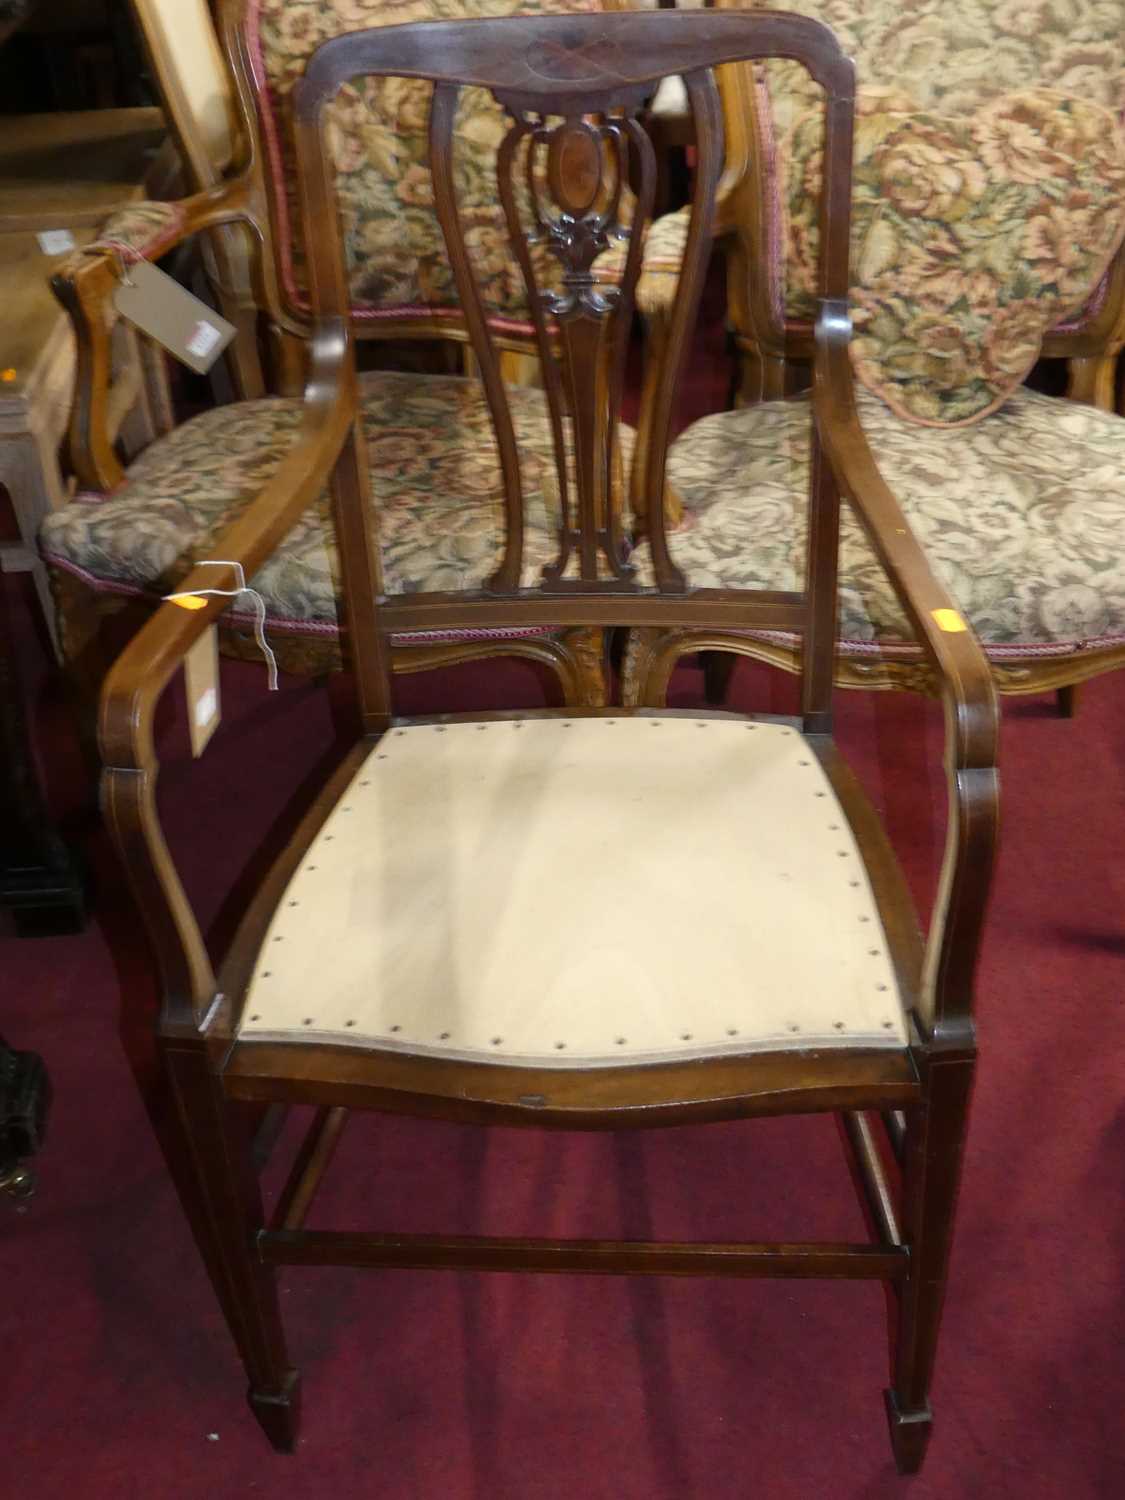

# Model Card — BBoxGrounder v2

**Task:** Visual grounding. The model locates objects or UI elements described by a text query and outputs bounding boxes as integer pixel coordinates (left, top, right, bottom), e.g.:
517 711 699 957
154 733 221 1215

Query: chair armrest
813 300 999 1045
50 178 260 492
97 323 357 1034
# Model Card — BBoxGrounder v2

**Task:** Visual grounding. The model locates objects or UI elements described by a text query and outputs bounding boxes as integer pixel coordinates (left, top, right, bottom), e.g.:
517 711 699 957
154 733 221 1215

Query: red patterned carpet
3 328 1124 1494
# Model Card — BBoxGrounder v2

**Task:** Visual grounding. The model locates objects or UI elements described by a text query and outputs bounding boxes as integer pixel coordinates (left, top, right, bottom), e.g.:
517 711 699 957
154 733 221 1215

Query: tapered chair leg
885 1051 975 1475
162 1041 300 1452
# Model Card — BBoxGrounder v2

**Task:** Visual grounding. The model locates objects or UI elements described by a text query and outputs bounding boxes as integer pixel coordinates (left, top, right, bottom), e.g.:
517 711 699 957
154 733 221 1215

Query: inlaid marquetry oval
548 120 603 216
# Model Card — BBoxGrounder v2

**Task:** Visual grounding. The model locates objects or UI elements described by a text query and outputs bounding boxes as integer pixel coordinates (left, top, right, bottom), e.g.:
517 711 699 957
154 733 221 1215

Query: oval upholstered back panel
247 0 604 329
739 0 1125 337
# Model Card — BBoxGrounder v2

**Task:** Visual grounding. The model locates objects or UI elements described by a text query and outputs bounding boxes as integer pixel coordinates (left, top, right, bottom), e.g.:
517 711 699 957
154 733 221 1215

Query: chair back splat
292 10 855 728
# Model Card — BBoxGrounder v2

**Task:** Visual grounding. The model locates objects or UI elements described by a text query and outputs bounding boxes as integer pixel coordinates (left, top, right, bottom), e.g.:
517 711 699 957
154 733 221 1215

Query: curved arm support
98 322 357 1035
813 300 1000 1045
50 178 264 492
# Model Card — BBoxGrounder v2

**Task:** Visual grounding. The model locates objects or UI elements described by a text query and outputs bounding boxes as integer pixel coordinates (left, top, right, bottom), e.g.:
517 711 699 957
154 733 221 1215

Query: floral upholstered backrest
742 0 1125 333
782 88 1125 425
247 0 603 328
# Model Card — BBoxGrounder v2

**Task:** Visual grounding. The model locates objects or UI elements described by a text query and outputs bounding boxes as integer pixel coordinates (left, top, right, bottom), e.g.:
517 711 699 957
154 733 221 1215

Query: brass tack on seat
868 949 880 957
345 1019 356 1027
833 1021 846 1031
876 984 888 993
389 1024 401 1033
249 1014 260 1022
849 879 861 888
377 754 387 759
745 723 756 729
303 1017 314 1026
799 759 809 766
882 1020 895 1030
837 851 849 858
491 1036 503 1046
288 900 299 907
858 915 870 923
307 866 316 872
788 1023 800 1033
360 780 370 787
695 722 707 729
435 726 447 732
261 971 271 979
439 1031 451 1040
325 835 334 841
815 791 826 798
681 1032 693 1041
476 724 488 731
395 729 405 735
555 1041 566 1050
727 1028 738 1037
273 935 283 942
616 1037 627 1045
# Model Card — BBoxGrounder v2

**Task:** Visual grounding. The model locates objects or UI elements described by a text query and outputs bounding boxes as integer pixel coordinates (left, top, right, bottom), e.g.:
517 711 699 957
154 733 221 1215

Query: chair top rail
294 10 854 121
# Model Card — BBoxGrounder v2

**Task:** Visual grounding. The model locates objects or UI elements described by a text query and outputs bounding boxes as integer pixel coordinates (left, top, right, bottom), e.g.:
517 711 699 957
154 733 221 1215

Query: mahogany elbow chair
97 10 999 1474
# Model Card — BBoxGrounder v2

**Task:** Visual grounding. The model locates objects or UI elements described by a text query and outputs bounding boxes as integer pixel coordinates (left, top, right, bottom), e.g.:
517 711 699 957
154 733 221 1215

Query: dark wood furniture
83 11 999 1474
0 577 85 936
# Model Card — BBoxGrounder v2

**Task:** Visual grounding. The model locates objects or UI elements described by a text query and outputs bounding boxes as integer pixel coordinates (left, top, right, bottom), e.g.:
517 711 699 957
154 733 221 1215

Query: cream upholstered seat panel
240 717 907 1065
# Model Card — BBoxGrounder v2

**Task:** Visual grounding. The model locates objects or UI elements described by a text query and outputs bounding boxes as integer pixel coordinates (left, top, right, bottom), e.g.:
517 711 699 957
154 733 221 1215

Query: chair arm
50 178 261 492
813 300 999 1045
97 324 356 1034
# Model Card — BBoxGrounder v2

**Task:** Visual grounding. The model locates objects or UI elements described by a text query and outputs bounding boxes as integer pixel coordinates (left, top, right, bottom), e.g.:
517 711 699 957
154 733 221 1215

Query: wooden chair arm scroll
97 320 359 1039
50 179 264 493
813 299 1000 1047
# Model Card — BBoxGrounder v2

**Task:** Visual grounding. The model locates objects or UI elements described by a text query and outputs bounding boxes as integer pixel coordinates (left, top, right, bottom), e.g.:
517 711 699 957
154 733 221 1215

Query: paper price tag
37 229 76 255
184 628 220 756
113 260 236 374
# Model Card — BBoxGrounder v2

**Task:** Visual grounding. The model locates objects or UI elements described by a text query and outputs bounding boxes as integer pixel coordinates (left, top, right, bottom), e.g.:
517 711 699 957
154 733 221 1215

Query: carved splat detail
419 47 716 598
501 108 650 589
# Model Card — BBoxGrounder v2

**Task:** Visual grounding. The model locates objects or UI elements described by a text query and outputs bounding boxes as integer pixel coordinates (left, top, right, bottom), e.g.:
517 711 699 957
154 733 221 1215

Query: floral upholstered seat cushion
632 386 1125 656
39 373 610 630
250 0 628 326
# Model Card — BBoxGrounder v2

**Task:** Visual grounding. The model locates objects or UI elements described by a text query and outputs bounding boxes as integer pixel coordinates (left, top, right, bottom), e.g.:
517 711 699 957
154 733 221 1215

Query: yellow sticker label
166 592 208 610
932 608 967 633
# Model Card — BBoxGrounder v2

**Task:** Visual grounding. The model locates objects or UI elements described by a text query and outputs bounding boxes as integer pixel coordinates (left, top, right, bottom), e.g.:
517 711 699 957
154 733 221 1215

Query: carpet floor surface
2 304 1124 1495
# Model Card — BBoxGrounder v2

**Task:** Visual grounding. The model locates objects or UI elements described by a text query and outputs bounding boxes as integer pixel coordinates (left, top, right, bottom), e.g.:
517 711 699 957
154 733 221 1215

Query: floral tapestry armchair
626 11 1125 710
40 0 654 712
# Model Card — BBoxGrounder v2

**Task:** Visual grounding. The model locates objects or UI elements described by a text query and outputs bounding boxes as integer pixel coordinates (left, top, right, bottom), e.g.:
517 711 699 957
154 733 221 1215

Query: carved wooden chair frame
97 10 999 1474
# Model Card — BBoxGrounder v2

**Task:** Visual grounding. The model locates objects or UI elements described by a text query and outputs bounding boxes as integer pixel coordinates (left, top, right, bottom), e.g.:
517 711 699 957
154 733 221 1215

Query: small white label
38 229 76 255
185 320 223 359
194 686 218 728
